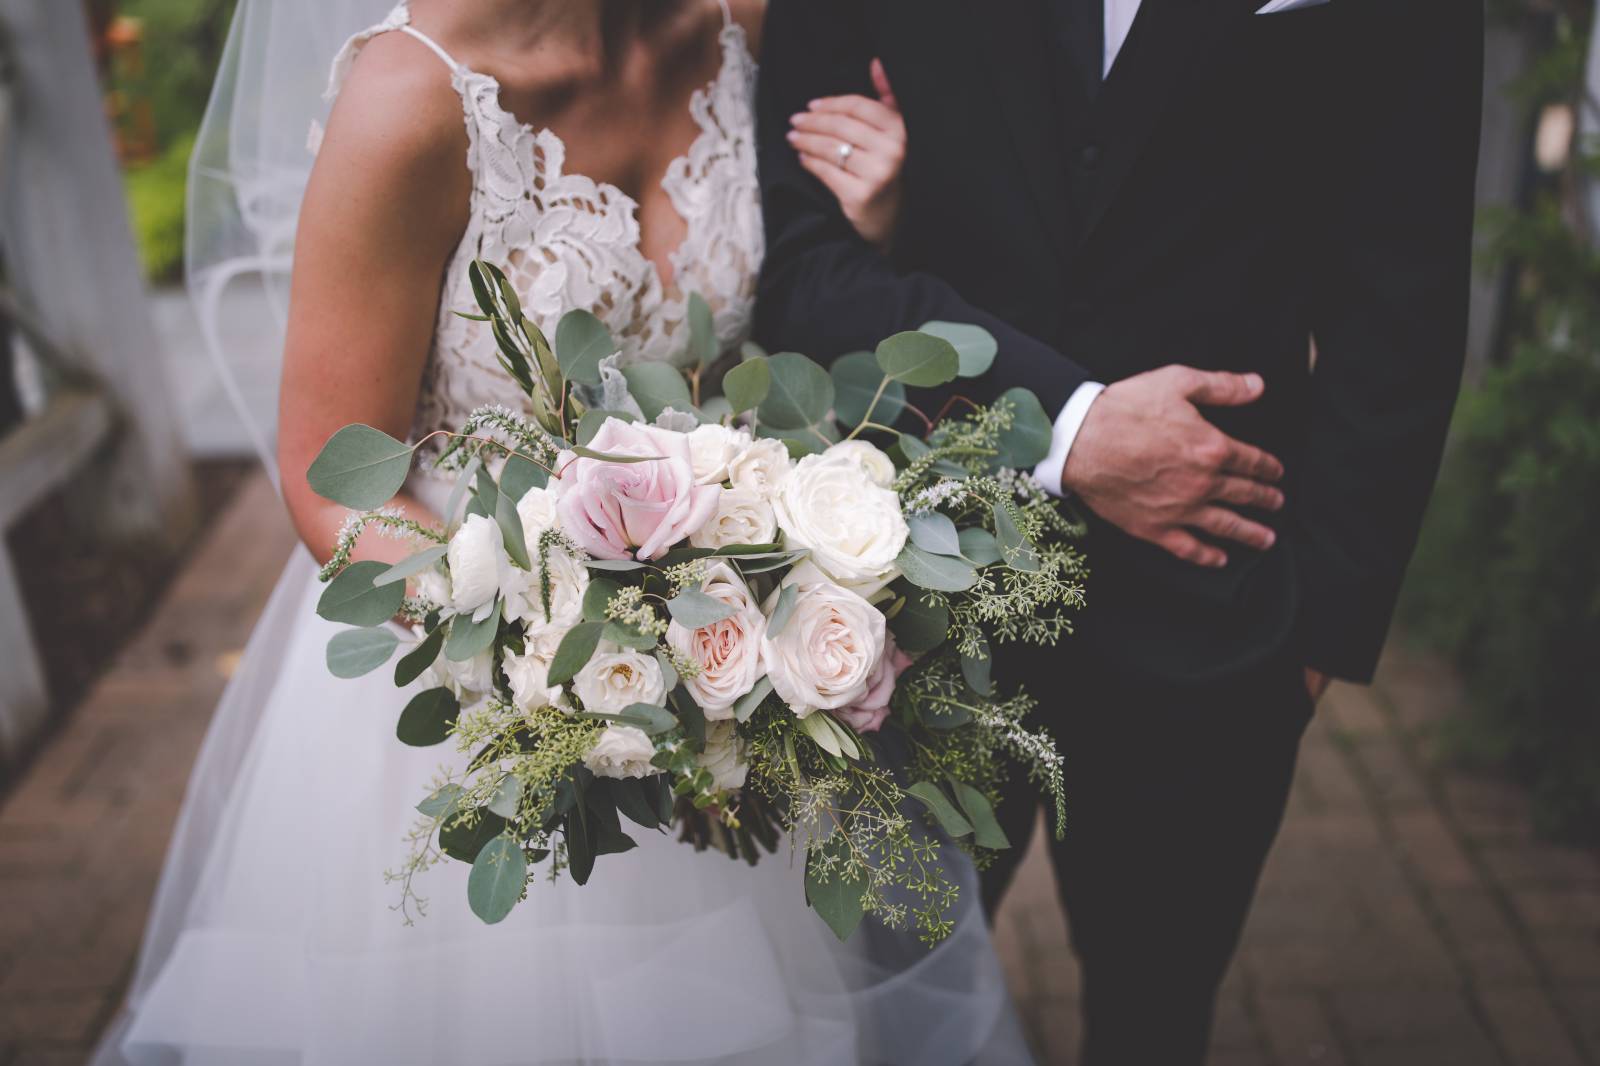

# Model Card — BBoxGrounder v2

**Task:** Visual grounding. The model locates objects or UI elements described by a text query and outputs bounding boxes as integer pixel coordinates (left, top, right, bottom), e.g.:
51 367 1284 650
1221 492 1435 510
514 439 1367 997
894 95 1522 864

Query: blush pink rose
831 631 913 734
555 418 720 560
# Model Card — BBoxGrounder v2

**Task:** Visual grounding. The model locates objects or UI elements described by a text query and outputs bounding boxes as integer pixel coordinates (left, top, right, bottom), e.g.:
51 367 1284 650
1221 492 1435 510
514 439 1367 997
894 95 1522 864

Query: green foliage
122 134 192 282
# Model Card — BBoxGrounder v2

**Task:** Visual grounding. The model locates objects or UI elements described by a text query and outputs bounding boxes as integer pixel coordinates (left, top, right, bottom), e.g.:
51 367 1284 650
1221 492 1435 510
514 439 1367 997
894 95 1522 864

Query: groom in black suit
754 0 1483 1061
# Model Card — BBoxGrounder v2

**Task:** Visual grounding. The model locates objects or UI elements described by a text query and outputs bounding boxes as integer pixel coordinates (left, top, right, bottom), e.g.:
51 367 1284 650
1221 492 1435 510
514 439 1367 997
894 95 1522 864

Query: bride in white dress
96 1 1032 1063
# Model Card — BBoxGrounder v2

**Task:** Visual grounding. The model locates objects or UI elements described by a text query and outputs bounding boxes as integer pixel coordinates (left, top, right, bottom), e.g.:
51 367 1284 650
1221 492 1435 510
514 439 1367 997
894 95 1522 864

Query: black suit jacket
754 0 1483 684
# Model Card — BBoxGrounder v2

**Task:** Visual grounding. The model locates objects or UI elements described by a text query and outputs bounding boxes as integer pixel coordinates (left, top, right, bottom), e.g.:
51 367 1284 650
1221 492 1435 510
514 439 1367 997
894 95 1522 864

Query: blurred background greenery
1401 0 1599 844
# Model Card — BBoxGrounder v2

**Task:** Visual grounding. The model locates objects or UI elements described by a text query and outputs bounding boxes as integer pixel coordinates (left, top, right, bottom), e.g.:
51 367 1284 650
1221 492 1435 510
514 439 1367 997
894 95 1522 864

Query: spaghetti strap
400 24 465 75
715 0 733 29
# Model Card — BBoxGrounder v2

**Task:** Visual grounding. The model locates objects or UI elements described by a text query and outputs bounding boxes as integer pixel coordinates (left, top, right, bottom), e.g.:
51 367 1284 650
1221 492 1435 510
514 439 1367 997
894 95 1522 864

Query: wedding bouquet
308 262 1085 944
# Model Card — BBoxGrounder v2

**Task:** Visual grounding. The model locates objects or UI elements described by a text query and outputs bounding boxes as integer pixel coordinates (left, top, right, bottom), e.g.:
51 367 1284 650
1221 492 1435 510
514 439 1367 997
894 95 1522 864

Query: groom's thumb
1182 369 1266 408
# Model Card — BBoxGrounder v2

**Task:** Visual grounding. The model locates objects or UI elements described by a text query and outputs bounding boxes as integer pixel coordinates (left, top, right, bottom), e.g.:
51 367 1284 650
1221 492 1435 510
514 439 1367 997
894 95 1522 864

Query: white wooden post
0 0 195 539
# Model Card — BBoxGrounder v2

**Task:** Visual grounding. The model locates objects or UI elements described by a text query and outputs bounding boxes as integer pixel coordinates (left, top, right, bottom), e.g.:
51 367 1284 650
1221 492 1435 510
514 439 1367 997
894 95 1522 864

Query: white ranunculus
584 725 660 779
573 648 666 716
727 437 793 500
447 513 511 621
773 451 909 590
503 623 565 711
516 486 561 545
506 543 589 629
760 575 887 718
698 720 749 790
685 423 752 485
827 440 897 488
688 486 778 550
665 561 766 719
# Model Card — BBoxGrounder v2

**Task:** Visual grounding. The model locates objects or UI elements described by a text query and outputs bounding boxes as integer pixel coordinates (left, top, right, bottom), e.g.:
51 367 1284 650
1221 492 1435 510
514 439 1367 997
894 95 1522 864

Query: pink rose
555 418 719 560
831 631 913 734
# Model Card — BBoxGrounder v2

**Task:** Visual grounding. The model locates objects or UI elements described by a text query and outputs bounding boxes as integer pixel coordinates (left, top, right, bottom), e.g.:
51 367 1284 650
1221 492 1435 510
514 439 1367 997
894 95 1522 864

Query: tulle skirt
92 547 1033 1065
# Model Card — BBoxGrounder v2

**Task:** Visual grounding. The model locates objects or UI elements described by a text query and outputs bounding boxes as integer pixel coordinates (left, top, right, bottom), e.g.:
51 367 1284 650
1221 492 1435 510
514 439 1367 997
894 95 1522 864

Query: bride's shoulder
321 31 468 179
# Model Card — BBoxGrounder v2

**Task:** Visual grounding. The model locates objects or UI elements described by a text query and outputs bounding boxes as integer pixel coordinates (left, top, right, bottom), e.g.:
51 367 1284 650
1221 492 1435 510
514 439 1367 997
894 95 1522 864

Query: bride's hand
786 59 905 251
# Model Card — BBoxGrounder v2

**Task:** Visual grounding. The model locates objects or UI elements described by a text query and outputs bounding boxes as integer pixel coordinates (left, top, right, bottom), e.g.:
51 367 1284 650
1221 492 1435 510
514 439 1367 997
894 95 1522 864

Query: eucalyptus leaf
621 362 694 421
895 544 979 592
585 558 647 572
958 527 1004 567
307 424 413 510
874 331 960 388
906 781 974 838
654 651 679 694
467 835 526 925
576 409 635 446
582 576 622 623
951 782 1011 850
417 783 465 819
394 625 445 687
723 355 771 413
961 643 994 697
442 457 479 526
907 512 963 559
888 585 950 653
548 621 605 685
767 582 800 638
759 352 834 430
733 676 773 723
801 711 844 757
487 773 523 818
830 350 906 428
919 321 998 378
445 604 500 662
499 453 547 501
569 445 660 464
607 777 659 829
603 621 660 651
396 686 460 746
494 485 531 570
554 310 613 386
667 588 738 629
373 545 448 588
993 501 1042 572
805 830 866 941
326 626 399 678
700 395 733 422
317 560 406 626
687 292 718 369
440 810 508 864
992 387 1054 469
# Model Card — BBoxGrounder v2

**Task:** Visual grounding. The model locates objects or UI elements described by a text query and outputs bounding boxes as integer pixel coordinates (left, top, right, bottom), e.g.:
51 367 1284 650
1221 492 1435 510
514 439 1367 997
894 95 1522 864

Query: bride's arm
277 35 472 567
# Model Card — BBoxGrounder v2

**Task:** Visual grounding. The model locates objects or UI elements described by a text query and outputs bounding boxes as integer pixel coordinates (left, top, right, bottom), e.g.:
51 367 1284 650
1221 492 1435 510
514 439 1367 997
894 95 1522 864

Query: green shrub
1401 199 1600 844
123 133 193 283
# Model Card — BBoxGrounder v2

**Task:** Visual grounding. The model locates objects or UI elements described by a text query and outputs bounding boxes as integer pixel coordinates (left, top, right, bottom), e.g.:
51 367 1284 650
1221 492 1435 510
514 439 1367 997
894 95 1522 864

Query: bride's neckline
396 0 751 295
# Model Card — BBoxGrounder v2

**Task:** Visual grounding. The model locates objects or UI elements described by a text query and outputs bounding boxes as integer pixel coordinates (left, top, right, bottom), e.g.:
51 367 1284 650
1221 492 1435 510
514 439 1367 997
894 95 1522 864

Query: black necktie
1057 0 1105 103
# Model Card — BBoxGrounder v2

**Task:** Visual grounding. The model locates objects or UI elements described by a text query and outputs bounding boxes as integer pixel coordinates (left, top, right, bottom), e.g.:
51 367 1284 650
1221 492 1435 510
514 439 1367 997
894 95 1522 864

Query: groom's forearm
1295 0 1483 683
753 0 1091 418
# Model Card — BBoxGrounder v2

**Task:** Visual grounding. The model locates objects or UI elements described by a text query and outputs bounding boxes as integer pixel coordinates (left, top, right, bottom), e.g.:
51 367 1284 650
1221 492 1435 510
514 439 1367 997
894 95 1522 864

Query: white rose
413 566 452 610
447 513 511 621
665 561 766 719
506 543 589 629
826 440 897 488
573 648 666 715
516 486 561 545
688 486 778 550
685 423 752 485
421 648 494 702
503 623 565 711
583 725 660 779
760 576 887 718
773 451 909 590
698 720 749 790
727 437 793 500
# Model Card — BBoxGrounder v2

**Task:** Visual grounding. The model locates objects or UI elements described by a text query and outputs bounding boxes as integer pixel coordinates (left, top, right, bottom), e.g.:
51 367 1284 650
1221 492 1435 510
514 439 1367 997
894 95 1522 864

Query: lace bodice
327 1 764 455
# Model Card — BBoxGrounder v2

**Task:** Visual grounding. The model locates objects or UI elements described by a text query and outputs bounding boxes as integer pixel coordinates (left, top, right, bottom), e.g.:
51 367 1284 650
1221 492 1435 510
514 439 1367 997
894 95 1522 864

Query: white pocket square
1256 0 1330 13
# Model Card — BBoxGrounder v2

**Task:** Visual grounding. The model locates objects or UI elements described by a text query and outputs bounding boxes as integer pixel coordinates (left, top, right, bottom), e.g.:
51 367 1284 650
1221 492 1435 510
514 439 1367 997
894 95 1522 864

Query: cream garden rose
726 437 792 500
516 485 560 544
446 513 511 621
826 440 897 488
505 543 588 629
697 720 749 790
583 725 659 780
773 450 908 591
688 486 778 550
665 561 766 719
761 575 888 717
502 623 565 712
572 647 666 716
684 423 752 485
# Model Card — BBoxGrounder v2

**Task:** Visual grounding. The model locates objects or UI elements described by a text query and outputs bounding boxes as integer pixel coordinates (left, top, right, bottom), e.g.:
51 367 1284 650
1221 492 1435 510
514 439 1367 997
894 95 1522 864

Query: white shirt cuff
1031 382 1106 497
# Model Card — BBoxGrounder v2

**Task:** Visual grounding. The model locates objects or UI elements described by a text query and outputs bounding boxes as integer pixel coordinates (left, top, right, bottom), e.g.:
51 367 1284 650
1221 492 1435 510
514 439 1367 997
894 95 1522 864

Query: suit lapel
1078 0 1252 244
973 0 1073 265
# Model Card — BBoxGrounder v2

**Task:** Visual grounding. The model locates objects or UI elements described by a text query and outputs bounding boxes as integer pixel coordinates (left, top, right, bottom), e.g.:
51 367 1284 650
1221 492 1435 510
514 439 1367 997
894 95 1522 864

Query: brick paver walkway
1 470 1596 1065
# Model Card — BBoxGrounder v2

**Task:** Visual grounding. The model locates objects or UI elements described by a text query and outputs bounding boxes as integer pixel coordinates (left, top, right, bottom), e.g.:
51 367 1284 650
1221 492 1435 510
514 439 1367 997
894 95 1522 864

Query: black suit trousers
982 649 1315 1065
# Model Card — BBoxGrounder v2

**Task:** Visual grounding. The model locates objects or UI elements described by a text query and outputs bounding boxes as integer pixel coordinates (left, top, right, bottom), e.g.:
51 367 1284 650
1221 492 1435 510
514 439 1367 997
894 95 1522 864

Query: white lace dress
96 5 1031 1064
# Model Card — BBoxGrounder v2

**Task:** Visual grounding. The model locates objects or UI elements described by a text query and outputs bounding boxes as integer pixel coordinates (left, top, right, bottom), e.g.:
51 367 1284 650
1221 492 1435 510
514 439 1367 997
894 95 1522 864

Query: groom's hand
1062 366 1286 569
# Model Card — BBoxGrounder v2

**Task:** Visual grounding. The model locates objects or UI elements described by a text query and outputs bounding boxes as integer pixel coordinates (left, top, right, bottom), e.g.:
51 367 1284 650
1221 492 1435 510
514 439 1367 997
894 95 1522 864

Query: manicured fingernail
1245 373 1264 391
786 130 798 141
807 99 822 108
790 113 805 123
1263 531 1277 548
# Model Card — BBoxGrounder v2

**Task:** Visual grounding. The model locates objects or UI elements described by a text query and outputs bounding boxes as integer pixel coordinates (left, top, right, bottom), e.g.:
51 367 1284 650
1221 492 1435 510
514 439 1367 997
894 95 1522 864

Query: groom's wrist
1031 381 1106 496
